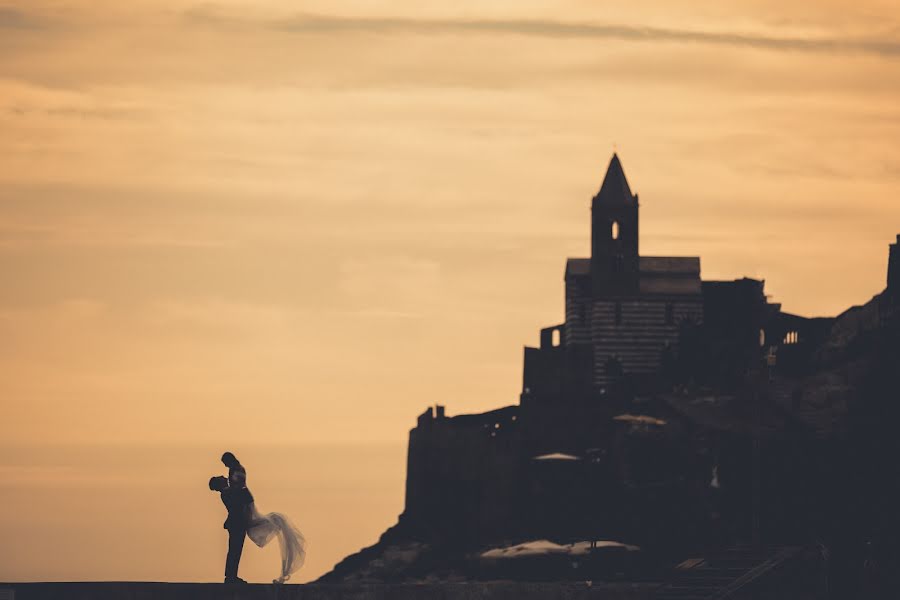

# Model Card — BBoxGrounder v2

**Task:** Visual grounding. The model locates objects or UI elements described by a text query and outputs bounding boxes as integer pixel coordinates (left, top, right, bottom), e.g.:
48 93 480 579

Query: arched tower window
611 221 620 240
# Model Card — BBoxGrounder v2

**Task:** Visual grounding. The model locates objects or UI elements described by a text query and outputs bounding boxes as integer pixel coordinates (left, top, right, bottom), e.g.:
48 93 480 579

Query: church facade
563 154 704 389
522 153 708 417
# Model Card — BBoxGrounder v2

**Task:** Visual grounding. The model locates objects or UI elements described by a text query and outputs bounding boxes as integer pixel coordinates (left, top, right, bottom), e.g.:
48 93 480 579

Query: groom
209 470 254 584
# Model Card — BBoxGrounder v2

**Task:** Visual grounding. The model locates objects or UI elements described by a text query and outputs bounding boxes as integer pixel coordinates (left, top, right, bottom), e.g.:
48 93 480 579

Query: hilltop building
325 154 899 585
519 155 820 451
562 154 704 388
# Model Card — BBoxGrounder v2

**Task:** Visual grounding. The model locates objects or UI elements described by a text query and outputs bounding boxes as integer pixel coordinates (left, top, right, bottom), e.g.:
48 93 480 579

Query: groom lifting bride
209 451 307 584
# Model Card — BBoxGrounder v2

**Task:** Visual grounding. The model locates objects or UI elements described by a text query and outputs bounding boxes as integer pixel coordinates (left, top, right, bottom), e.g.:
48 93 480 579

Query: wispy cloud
0 6 43 30
185 8 900 59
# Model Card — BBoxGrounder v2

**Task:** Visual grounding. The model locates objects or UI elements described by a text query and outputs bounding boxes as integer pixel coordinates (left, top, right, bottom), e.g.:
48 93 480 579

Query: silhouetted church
395 154 898 552
548 154 703 389
323 155 899 585
519 155 786 450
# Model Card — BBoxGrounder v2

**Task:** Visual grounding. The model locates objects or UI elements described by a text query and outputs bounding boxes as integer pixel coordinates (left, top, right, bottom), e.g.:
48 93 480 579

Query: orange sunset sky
1 0 899 583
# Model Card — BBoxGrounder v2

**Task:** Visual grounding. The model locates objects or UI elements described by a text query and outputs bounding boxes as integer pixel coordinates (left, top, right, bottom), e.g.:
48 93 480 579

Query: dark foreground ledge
1 582 658 600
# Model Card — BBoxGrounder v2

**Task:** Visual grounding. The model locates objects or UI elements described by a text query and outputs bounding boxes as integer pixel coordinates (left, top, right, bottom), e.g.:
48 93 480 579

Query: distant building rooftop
532 452 581 461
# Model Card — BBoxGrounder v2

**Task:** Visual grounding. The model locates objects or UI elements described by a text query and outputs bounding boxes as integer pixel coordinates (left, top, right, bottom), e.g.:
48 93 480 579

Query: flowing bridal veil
247 504 307 583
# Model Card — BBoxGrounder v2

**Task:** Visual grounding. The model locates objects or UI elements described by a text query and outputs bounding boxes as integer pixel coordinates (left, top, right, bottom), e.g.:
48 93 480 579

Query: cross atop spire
593 153 637 206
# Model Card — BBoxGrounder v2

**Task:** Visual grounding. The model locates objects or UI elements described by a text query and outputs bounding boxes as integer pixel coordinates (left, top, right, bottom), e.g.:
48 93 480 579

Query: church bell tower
591 154 640 295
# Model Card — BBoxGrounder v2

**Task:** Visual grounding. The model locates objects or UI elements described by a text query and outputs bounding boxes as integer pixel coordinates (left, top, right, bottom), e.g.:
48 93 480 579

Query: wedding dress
246 503 307 583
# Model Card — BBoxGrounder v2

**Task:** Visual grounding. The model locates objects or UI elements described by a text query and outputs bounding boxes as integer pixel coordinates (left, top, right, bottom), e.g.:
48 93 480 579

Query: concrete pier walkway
1 582 657 600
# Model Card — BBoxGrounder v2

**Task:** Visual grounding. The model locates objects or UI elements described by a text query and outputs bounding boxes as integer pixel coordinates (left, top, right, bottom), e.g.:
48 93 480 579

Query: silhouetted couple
209 452 306 584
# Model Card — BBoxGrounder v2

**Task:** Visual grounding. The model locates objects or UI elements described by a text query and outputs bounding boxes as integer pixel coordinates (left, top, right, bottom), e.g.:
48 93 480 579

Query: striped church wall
564 275 592 347
589 298 703 387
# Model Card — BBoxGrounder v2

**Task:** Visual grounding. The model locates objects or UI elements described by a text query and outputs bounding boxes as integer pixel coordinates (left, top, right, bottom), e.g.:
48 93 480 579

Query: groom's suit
220 485 254 579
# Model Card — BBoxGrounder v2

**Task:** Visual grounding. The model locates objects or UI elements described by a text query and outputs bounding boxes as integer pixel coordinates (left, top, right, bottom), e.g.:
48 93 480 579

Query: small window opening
759 329 766 347
551 329 561 347
784 331 799 345
611 221 620 240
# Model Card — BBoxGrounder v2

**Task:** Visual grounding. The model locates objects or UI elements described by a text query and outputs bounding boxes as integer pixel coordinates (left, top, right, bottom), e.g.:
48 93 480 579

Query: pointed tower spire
593 153 637 206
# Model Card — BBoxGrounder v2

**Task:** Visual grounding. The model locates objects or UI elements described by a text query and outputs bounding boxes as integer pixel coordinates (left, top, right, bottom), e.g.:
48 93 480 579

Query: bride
247 505 307 583
222 452 307 583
